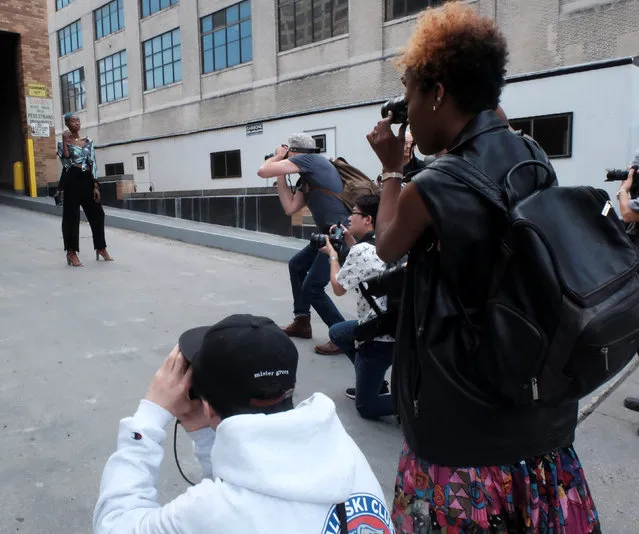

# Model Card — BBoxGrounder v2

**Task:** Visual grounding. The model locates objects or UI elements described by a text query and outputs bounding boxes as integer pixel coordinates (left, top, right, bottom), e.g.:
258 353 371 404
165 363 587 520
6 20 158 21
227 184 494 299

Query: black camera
354 262 407 342
605 165 639 196
310 225 345 249
381 96 408 125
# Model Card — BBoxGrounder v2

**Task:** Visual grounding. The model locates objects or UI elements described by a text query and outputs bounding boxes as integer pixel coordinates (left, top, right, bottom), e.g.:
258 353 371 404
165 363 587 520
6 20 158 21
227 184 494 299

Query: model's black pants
62 166 106 252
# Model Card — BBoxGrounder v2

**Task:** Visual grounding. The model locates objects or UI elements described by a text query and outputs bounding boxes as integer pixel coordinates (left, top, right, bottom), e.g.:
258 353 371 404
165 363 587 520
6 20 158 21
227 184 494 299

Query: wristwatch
329 256 339 262
381 172 403 182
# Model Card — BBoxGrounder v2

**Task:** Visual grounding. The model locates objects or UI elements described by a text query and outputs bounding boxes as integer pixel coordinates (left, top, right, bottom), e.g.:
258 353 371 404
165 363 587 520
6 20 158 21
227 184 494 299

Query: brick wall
495 0 639 74
0 0 57 190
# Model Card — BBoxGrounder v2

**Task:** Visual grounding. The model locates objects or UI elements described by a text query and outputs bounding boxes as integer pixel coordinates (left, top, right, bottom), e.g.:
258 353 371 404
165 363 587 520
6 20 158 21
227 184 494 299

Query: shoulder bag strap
336 502 349 533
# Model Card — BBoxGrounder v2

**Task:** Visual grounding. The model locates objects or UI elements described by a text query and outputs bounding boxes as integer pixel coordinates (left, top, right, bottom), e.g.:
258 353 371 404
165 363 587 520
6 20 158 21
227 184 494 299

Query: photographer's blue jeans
289 244 344 328
329 320 358 363
355 341 395 419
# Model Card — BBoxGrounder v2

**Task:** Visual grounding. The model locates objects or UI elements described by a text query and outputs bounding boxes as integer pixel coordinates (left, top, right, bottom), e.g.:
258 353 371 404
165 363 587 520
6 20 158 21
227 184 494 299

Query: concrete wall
96 61 639 201
0 0 57 188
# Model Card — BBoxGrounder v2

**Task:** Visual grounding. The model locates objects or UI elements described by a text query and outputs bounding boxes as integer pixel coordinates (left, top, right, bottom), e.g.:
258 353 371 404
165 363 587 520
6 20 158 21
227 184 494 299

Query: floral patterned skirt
392 442 601 534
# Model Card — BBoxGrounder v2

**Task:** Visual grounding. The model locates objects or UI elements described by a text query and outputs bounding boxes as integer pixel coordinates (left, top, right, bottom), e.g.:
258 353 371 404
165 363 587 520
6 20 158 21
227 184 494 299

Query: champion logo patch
131 432 142 441
322 493 394 534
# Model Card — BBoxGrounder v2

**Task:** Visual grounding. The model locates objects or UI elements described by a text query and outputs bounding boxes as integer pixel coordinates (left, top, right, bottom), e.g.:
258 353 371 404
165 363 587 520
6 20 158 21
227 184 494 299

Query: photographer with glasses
318 195 396 419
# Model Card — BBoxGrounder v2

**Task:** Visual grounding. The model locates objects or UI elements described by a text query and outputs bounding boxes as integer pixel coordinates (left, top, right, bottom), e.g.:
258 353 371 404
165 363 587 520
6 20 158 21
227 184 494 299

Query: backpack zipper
531 377 539 401
601 347 609 372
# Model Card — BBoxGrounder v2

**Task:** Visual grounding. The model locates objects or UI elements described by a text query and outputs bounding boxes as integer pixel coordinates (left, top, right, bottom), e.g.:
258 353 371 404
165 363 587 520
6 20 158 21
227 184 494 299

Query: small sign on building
27 83 48 98
246 122 263 136
26 97 55 127
30 122 50 137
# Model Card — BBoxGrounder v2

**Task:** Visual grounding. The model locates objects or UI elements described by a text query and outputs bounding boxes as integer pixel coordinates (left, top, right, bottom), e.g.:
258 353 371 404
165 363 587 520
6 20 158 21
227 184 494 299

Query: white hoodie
93 393 395 534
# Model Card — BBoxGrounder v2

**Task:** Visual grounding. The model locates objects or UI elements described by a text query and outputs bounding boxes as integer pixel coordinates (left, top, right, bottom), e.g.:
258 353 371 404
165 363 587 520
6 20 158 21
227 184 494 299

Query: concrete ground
0 206 637 533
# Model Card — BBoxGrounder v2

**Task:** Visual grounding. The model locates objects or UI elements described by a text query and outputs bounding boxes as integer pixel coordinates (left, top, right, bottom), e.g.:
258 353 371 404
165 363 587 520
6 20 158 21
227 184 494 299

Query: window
95 0 125 40
312 134 326 153
143 29 182 90
201 1 252 74
385 0 442 21
57 0 74 10
60 68 86 114
210 150 242 179
105 163 124 176
137 157 146 170
278 0 348 52
57 20 82 57
98 50 128 103
510 113 573 158
141 0 179 18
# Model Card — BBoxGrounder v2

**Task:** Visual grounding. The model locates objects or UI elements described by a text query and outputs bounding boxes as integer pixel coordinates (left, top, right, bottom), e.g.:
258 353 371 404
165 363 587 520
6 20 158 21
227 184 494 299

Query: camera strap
336 502 349 533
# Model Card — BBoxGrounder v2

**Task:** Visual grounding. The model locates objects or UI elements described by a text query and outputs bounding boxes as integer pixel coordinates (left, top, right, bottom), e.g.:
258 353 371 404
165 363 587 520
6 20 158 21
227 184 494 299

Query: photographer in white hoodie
93 314 394 534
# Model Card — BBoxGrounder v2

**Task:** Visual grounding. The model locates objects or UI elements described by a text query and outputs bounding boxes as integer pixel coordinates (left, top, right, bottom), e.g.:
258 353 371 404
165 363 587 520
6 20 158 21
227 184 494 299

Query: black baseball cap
178 314 298 411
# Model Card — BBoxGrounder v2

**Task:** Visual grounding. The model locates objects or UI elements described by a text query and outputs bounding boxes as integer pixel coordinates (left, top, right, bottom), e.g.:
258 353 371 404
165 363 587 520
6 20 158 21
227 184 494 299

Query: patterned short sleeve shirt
336 241 394 343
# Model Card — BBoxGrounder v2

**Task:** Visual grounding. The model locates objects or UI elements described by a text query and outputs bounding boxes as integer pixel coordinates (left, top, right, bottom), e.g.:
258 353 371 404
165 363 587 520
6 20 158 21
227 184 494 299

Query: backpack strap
428 156 508 213
336 502 349 533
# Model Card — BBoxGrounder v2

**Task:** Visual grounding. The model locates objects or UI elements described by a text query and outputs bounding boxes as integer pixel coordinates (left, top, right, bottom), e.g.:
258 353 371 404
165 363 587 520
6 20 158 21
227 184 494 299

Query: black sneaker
344 381 389 400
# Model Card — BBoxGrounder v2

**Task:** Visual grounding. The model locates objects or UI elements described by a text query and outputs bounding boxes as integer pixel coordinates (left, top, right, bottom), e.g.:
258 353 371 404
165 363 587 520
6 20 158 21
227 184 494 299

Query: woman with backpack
367 4 600 533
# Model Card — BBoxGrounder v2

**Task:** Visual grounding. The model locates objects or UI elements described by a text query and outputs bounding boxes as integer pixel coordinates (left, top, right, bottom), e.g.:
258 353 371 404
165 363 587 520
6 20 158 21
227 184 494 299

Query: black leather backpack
430 143 639 405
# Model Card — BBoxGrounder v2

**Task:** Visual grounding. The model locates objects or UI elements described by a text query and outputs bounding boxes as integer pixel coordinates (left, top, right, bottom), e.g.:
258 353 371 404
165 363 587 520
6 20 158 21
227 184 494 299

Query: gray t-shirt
289 154 350 232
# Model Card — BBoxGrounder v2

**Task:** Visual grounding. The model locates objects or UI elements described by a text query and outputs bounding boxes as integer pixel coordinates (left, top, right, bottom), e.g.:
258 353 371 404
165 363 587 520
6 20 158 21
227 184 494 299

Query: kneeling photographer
319 194 398 419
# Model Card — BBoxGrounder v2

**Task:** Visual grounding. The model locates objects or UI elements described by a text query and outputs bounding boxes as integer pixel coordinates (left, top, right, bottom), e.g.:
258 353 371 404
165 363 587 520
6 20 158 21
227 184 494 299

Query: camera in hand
354 263 407 342
309 226 345 249
605 165 639 196
381 96 408 125
264 146 321 161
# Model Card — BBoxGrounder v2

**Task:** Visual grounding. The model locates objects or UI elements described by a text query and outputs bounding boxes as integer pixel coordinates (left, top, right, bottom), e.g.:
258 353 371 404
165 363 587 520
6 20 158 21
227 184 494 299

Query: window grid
210 150 242 179
141 0 179 18
143 29 182 90
201 1 252 74
384 0 442 21
98 50 128 104
510 113 573 159
278 0 349 53
57 20 83 57
95 0 125 40
57 0 74 10
60 68 86 114
105 163 124 176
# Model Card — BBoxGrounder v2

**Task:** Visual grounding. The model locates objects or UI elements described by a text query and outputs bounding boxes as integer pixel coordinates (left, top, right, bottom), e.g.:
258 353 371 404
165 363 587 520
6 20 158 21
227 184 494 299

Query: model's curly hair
398 1 508 113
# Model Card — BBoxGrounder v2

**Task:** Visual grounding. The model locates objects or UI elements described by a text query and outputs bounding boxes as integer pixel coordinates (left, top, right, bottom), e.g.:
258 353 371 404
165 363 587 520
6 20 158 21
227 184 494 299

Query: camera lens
381 96 408 124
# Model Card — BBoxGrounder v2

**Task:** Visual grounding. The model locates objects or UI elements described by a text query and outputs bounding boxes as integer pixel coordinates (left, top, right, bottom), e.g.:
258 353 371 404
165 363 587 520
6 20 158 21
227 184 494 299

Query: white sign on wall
26 97 55 127
30 122 50 137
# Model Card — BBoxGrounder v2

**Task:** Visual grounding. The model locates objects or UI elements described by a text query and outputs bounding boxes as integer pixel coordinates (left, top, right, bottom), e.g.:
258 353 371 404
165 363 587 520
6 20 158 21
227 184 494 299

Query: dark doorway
0 32 25 190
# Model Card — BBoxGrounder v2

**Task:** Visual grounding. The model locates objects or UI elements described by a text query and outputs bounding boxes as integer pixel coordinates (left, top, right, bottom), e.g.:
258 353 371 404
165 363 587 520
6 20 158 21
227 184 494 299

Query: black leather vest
392 111 577 466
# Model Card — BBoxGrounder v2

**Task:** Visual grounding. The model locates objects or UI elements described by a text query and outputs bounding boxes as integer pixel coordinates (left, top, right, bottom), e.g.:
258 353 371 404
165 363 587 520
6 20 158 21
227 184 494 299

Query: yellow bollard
26 138 37 198
13 161 25 193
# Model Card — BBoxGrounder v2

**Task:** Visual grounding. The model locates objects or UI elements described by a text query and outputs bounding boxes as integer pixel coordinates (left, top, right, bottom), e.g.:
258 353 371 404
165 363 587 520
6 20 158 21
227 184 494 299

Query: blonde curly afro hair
398 1 508 113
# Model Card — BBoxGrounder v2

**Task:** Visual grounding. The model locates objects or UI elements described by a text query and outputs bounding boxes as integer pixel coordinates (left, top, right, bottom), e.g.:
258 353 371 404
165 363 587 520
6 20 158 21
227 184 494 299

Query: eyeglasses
351 210 366 217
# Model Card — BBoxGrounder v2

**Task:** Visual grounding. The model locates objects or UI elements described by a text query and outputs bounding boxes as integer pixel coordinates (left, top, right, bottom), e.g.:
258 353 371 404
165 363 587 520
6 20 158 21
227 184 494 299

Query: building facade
0 0 57 192
46 0 639 199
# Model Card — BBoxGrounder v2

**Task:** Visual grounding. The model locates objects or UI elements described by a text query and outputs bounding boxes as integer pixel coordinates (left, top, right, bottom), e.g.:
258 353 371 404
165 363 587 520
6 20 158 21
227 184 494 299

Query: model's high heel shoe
96 248 113 261
66 251 83 267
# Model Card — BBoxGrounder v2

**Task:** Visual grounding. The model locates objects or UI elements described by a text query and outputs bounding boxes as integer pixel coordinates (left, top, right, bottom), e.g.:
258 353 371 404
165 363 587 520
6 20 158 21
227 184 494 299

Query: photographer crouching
258 134 349 355
318 194 397 419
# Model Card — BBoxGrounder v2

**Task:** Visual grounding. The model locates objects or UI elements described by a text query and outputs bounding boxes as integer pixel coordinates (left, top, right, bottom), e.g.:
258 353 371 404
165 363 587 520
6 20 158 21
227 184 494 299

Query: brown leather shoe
314 341 344 355
281 316 312 339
